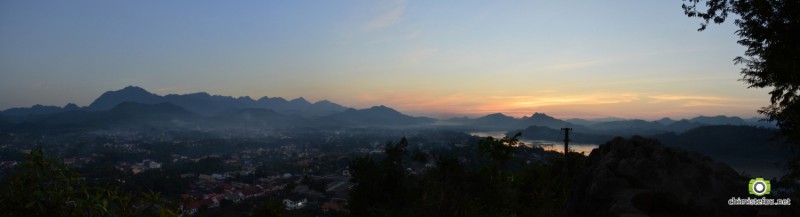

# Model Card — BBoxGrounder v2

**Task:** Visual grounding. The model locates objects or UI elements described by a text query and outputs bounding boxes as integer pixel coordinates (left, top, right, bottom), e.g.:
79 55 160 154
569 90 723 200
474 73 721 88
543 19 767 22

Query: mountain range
0 86 776 134
86 86 349 117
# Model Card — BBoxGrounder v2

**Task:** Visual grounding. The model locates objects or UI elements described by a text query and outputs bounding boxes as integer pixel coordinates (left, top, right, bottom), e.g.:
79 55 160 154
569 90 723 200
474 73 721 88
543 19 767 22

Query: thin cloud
536 59 610 72
404 47 438 66
680 101 753 107
363 0 406 31
649 95 729 102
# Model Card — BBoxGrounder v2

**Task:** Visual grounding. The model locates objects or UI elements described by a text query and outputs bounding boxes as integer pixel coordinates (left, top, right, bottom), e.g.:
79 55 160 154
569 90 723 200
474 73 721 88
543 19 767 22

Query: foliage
681 0 800 177
0 148 177 217
348 137 412 217
252 198 286 217
347 135 585 217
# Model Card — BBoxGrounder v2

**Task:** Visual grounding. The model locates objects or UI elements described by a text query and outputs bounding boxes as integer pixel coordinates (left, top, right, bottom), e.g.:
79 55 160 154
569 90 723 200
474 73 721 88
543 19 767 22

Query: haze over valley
1 86 789 179
2 1 798 216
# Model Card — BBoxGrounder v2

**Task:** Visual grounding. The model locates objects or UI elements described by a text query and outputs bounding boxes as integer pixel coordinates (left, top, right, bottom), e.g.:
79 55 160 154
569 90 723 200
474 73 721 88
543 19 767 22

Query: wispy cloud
535 59 611 72
680 101 753 108
363 0 406 31
647 94 762 109
648 95 729 102
404 47 438 66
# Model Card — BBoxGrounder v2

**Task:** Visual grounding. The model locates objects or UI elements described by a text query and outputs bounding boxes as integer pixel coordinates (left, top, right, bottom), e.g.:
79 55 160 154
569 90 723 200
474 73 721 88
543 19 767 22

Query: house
207 194 224 209
131 165 144 174
0 161 17 169
198 174 214 182
321 201 344 213
242 186 264 198
181 199 210 216
282 198 308 210
212 173 226 180
147 160 161 169
223 190 244 203
63 158 76 165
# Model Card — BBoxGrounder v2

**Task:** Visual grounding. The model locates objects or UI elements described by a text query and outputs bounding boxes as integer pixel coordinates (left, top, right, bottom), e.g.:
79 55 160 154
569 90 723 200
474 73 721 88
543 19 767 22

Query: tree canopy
0 148 177 217
682 0 800 177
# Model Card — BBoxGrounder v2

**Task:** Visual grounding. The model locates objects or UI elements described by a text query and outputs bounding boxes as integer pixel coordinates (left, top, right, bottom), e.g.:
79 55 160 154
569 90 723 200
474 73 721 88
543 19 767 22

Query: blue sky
0 0 769 119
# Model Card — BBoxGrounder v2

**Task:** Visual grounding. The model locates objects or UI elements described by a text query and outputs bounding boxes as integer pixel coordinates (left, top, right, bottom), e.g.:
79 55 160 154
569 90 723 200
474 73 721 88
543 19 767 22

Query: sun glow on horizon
0 1 771 120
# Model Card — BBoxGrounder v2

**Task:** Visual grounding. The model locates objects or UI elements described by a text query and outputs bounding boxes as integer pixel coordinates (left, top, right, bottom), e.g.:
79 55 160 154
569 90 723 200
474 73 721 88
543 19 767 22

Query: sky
0 0 771 119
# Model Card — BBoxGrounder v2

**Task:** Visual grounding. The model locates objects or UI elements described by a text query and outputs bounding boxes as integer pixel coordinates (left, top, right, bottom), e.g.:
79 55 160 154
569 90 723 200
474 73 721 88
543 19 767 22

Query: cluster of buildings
171 162 357 216
177 172 351 216
179 179 290 216
115 159 162 174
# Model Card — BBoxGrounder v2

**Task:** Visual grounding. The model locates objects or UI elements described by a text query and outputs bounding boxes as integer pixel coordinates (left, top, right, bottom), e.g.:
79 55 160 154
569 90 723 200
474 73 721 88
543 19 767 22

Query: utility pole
561 128 572 175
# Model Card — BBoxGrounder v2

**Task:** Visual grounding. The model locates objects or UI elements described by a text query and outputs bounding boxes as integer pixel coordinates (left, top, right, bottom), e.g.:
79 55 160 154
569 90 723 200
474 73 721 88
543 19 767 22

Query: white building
282 198 308 210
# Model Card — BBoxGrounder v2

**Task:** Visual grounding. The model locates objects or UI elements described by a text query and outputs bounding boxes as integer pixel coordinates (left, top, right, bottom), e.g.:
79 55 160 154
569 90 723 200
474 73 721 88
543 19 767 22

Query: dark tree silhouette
0 148 177 217
682 0 800 177
347 135 580 216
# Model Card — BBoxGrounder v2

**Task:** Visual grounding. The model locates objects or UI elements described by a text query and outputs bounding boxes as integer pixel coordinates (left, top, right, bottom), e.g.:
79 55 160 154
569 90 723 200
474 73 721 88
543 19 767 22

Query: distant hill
461 112 586 131
213 108 311 128
564 117 626 126
325 105 435 127
0 85 350 117
1 101 439 133
0 86 780 134
652 125 790 160
652 125 791 178
469 113 519 129
689 115 747 125
0 103 82 116
655 117 676 125
459 113 767 135
88 86 164 111
520 113 583 130
7 102 202 132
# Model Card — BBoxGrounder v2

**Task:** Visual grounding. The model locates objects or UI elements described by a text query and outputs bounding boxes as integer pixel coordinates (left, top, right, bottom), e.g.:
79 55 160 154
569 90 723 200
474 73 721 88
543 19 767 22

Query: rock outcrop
567 136 756 217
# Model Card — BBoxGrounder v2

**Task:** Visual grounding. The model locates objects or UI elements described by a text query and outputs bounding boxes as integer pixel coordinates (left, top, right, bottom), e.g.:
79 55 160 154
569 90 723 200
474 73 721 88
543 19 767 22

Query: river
470 131 599 155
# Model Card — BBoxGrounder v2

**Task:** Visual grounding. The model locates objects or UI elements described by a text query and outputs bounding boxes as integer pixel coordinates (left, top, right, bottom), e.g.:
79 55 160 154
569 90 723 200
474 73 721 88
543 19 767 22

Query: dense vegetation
682 0 800 178
0 148 177 217
347 134 586 216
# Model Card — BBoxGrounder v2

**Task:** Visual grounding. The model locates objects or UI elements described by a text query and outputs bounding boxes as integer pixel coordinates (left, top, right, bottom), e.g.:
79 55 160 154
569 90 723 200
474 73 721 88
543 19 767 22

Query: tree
0 148 177 217
251 198 285 217
682 0 800 177
347 137 411 217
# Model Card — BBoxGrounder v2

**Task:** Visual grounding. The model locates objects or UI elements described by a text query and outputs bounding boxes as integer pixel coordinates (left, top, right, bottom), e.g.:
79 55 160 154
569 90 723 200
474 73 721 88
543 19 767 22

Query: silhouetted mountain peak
314 100 334 105
690 115 746 125
656 117 676 125
88 86 163 111
313 100 348 111
120 85 148 92
258 96 288 103
63 103 80 110
531 112 548 117
290 97 311 105
185 92 211 98
527 112 557 120
326 105 432 126
481 113 513 119
365 105 401 114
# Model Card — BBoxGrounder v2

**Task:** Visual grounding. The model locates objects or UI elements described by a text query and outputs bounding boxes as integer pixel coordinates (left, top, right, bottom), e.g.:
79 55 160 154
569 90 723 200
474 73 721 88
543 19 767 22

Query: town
0 128 521 216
